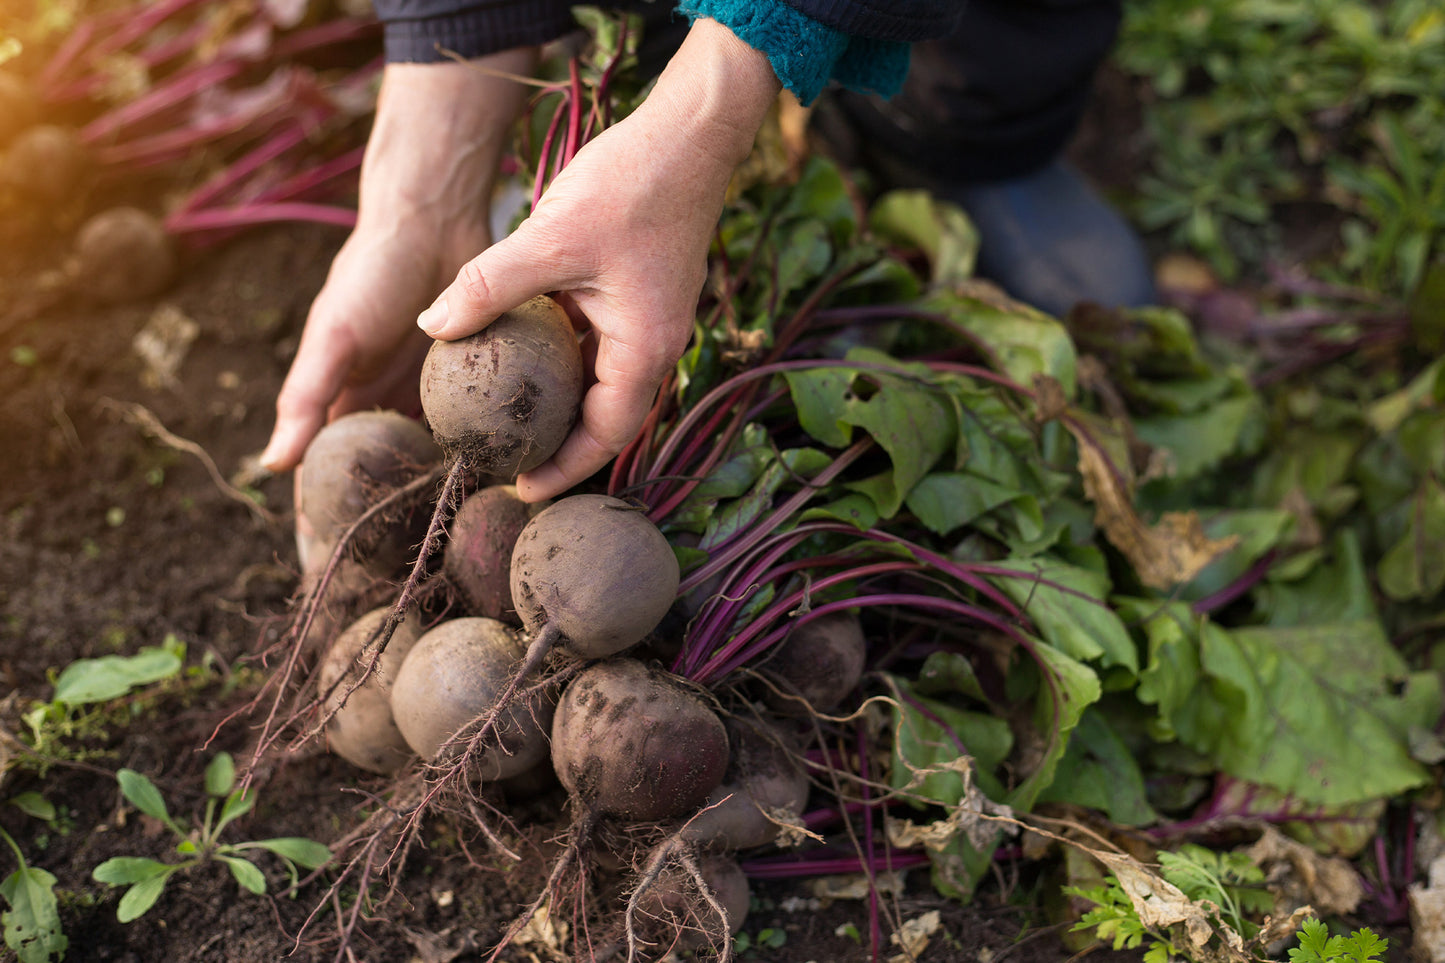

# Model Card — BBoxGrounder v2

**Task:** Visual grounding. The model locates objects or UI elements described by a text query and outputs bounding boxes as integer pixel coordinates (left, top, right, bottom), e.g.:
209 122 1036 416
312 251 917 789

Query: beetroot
0 124 87 204
633 854 750 947
389 617 554 780
0 74 38 149
550 658 728 821
317 606 425 774
297 409 442 574
419 294 583 479
71 206 176 304
680 718 810 852
443 484 543 622
763 610 867 715
510 494 680 659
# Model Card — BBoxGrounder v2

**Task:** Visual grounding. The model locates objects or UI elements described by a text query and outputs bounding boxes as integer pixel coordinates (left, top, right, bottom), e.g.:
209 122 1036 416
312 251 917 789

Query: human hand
260 54 537 473
415 18 781 502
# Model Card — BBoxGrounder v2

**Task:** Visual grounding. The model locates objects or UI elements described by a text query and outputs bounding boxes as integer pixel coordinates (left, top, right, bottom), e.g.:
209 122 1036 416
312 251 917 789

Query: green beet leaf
986 557 1137 673
919 289 1077 395
867 189 979 285
1036 709 1157 826
51 637 184 706
1378 474 1445 600
1129 599 1439 805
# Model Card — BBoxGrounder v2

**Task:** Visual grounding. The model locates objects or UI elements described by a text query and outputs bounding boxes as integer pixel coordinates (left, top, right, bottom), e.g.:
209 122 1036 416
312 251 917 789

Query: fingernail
418 297 449 336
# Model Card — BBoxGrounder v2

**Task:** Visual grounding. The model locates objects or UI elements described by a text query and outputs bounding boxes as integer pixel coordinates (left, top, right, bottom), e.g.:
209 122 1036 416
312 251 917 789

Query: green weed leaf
116 770 174 828
242 838 332 870
51 639 184 705
92 858 173 885
7 794 54 823
218 855 266 895
216 788 255 831
1 864 66 963
115 874 169 923
204 753 235 798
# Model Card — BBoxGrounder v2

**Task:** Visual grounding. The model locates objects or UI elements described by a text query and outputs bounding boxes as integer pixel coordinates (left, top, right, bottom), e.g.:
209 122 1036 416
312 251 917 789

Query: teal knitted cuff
677 0 910 105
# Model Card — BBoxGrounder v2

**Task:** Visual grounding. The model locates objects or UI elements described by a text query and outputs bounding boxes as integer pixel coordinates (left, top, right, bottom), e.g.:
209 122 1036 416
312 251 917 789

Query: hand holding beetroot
415 19 780 502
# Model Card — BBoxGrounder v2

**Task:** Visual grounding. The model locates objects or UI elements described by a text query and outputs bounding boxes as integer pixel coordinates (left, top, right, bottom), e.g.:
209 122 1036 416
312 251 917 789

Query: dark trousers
635 0 1122 186
833 0 1121 183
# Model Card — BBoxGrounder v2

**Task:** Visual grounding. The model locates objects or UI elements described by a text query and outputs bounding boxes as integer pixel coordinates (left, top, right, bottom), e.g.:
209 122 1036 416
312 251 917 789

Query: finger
515 357 663 502
261 327 358 472
417 223 585 342
327 328 433 421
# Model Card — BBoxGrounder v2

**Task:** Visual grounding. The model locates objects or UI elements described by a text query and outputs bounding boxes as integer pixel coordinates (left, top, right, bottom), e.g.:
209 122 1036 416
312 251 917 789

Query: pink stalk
802 802 872 831
698 591 1029 687
249 146 364 205
739 850 929 879
86 0 211 63
94 98 316 168
268 16 380 59
47 19 214 104
36 16 111 93
532 97 568 209
858 722 882 963
673 438 872 597
563 58 583 166
171 123 312 216
165 201 356 234
80 58 249 144
687 563 919 683
79 16 377 146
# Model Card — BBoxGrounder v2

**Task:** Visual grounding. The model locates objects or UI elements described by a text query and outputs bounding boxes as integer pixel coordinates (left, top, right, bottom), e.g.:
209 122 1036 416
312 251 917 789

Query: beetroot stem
674 438 872 596
172 123 310 216
165 202 357 234
81 59 249 144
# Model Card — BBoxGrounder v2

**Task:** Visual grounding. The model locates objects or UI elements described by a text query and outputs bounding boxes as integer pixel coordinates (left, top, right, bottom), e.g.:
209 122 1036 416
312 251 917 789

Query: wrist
640 18 781 174
357 52 538 233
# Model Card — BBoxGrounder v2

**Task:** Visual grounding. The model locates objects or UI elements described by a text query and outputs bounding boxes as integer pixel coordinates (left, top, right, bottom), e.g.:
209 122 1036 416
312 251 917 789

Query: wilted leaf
1072 424 1238 589
1247 826 1363 918
1095 851 1251 963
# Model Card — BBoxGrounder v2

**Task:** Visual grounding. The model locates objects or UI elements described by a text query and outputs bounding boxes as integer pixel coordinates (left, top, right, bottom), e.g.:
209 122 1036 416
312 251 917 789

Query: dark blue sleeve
370 0 575 62
782 0 962 42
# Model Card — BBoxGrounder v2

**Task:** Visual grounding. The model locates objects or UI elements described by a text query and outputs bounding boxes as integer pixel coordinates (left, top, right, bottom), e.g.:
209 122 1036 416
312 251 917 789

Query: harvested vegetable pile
260 121 1443 963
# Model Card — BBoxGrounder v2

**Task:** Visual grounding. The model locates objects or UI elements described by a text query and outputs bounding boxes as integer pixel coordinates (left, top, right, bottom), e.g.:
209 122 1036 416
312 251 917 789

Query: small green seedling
18 637 185 774
1288 918 1389 963
91 753 331 922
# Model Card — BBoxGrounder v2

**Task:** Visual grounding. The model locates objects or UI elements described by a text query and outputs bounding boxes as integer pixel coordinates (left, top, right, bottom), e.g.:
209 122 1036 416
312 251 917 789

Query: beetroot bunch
278 289 885 959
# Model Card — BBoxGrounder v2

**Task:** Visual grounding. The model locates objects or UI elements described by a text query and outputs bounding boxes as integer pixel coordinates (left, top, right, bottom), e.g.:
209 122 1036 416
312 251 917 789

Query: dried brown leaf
1247 826 1362 918
1071 424 1238 588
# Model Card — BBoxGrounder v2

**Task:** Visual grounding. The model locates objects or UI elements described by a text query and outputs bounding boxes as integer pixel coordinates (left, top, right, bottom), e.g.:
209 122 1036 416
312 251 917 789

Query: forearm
356 52 538 254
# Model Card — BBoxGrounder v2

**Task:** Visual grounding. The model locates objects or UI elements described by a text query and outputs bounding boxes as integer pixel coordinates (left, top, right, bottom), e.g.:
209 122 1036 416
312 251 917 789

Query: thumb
417 228 579 341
